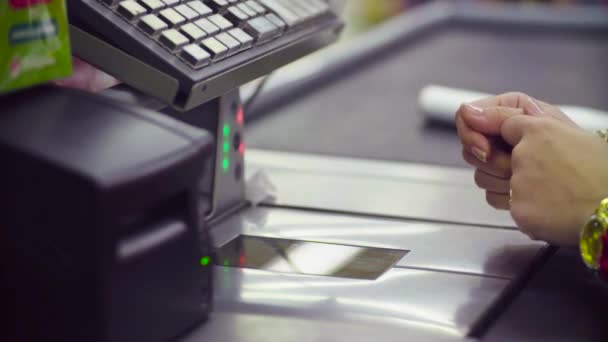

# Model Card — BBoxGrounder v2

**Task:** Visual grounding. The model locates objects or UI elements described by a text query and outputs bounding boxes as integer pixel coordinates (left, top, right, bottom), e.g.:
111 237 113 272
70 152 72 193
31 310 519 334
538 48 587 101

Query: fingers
456 93 549 216
470 164 511 211
456 96 535 162
462 147 512 178
470 92 533 109
470 92 543 117
456 112 491 162
521 97 545 116
501 115 537 146
486 191 510 210
534 98 578 127
460 105 525 136
474 169 510 193
54 57 120 92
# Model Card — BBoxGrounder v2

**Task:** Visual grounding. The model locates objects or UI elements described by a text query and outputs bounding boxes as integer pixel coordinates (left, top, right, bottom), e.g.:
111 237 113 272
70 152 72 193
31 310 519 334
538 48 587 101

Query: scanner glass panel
216 235 408 280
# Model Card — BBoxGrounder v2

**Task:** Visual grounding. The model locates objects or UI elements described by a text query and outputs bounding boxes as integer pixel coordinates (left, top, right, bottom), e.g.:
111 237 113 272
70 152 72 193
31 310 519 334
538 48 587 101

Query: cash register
67 0 344 219
1 1 343 342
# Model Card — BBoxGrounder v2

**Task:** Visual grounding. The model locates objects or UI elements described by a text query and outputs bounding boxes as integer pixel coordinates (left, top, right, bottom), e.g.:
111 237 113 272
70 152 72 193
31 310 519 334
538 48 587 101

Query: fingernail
472 147 487 163
464 104 483 115
525 97 544 116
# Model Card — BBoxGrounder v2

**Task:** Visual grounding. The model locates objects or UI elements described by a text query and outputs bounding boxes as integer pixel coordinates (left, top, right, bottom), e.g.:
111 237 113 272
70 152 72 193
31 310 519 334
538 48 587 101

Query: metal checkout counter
196 2 608 341
2 1 608 342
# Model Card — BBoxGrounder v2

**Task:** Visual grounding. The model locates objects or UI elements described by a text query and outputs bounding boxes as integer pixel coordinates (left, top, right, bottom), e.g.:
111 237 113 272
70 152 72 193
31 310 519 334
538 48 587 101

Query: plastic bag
1 0 72 94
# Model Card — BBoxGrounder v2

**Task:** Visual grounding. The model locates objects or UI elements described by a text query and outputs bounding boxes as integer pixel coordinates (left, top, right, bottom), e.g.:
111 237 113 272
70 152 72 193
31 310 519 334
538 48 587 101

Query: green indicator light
223 141 230 153
222 158 230 171
223 259 229 266
200 256 210 266
223 124 230 137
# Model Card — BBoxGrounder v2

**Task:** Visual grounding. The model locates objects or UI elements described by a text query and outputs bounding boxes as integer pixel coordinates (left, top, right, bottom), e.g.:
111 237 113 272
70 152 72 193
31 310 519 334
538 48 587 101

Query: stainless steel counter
245 149 515 228
177 150 547 341
212 207 543 279
182 312 468 342
180 203 545 341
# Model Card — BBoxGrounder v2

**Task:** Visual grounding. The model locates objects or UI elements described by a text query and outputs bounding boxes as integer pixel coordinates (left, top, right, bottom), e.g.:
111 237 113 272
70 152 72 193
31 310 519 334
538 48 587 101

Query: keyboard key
159 8 186 26
304 0 326 17
259 0 300 27
228 28 253 50
180 44 211 68
194 18 220 35
138 14 168 36
225 6 249 24
138 0 164 12
245 0 266 15
208 14 234 31
187 0 212 17
117 1 148 21
102 0 120 6
237 3 257 18
175 4 199 20
159 28 190 51
215 32 241 55
243 16 278 43
265 13 285 31
226 0 237 3
201 37 228 61
207 0 228 10
300 0 322 17
281 0 313 20
307 0 330 15
180 22 207 41
161 0 179 6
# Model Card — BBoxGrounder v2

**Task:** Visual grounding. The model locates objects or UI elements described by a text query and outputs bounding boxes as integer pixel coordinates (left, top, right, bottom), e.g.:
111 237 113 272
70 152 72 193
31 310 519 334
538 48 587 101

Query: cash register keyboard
68 0 342 109
111 0 330 68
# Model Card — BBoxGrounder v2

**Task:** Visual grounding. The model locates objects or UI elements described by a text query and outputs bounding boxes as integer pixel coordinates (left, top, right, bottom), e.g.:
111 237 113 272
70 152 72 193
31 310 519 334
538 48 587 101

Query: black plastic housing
0 86 214 342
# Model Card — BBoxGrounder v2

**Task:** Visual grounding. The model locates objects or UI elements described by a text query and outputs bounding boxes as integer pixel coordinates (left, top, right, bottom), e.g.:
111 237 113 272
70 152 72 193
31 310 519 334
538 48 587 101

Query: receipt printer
0 87 214 342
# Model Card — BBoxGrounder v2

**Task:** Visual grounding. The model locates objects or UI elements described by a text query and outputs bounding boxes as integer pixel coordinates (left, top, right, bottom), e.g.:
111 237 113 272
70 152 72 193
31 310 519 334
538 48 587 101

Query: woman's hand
54 57 119 92
459 99 608 246
456 92 576 165
502 115 608 246
455 92 578 226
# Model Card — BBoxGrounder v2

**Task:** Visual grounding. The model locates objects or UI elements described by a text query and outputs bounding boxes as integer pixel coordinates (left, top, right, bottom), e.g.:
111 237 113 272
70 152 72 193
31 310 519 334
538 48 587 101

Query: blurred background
244 0 608 167
339 0 608 38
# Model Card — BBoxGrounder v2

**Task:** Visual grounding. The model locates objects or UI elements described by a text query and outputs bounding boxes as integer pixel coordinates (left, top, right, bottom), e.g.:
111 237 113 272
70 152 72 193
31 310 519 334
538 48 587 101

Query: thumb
501 115 534 146
460 105 524 136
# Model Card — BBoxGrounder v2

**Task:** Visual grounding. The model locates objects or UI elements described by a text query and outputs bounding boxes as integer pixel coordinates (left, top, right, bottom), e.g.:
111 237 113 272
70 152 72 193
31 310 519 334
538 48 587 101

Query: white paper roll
418 85 608 132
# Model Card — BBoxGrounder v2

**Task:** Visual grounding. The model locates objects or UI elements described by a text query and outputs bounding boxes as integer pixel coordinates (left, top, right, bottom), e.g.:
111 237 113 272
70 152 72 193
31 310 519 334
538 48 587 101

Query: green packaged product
1 0 72 94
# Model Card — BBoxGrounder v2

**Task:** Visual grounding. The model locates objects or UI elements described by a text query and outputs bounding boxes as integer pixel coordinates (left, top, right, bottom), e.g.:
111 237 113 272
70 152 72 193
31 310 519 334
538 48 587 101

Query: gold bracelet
581 131 608 275
580 198 608 271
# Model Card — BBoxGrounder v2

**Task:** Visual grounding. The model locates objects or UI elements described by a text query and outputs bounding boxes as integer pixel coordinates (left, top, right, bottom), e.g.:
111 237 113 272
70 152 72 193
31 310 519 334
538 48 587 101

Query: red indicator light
238 142 245 155
236 107 244 125
239 254 246 266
